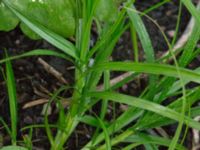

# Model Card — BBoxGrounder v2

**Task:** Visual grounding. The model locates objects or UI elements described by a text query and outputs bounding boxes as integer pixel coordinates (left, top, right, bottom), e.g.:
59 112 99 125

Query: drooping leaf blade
92 62 200 84
88 91 200 131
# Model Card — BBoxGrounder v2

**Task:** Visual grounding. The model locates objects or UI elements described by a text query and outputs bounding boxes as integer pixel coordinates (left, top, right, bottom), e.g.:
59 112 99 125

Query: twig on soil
37 57 68 84
97 72 133 91
192 145 200 150
33 87 49 98
22 98 70 109
155 127 169 138
22 98 49 109
38 84 51 94
192 116 200 149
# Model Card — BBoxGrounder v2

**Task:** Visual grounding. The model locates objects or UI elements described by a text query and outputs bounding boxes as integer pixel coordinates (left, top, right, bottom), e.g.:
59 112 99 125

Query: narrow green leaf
179 19 200 66
126 5 155 62
137 87 200 130
142 0 170 15
0 117 11 138
96 116 111 150
6 57 17 145
78 115 100 127
80 0 99 60
88 91 200 131
181 0 200 25
0 49 73 64
124 133 186 150
92 62 200 84
83 108 143 149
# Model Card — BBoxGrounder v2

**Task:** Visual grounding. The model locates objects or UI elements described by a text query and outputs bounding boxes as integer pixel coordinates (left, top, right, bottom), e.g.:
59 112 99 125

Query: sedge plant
1 0 200 149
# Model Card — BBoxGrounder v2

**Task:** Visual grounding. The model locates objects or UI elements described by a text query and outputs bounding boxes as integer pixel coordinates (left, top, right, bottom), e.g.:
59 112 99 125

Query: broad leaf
95 0 119 23
1 146 28 150
0 0 123 39
0 3 19 31
1 0 75 39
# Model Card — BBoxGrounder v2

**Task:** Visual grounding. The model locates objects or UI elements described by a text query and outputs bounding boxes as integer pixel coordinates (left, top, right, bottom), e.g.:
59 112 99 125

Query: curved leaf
92 62 200 83
0 49 72 64
88 91 200 131
124 133 186 150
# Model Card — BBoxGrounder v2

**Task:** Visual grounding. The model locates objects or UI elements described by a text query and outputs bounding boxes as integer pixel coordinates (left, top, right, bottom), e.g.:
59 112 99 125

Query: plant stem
53 66 86 149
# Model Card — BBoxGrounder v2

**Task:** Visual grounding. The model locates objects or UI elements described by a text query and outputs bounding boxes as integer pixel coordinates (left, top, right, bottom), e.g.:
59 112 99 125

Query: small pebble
167 30 175 38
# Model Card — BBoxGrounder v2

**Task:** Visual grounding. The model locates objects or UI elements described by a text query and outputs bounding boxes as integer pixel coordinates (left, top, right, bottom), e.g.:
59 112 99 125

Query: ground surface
0 0 198 149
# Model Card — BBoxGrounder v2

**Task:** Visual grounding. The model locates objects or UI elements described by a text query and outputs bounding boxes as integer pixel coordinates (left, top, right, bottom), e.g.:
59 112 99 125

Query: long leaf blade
88 91 200 131
6 57 17 145
92 62 200 84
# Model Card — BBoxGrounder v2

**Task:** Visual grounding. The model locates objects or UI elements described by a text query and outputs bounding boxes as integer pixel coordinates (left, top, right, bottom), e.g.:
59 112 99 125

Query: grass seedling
1 0 200 149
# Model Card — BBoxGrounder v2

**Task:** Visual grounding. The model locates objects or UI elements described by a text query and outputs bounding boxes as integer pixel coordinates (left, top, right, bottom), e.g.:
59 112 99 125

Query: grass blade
92 62 200 84
124 133 186 150
88 91 200 131
127 5 155 62
5 56 17 145
181 0 200 24
0 49 73 64
95 116 111 150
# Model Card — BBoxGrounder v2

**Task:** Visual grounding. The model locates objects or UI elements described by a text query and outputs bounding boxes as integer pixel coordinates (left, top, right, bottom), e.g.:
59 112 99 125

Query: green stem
52 67 86 150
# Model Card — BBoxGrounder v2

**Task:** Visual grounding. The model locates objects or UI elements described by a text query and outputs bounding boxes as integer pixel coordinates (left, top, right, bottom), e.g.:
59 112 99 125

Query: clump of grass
1 0 200 149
